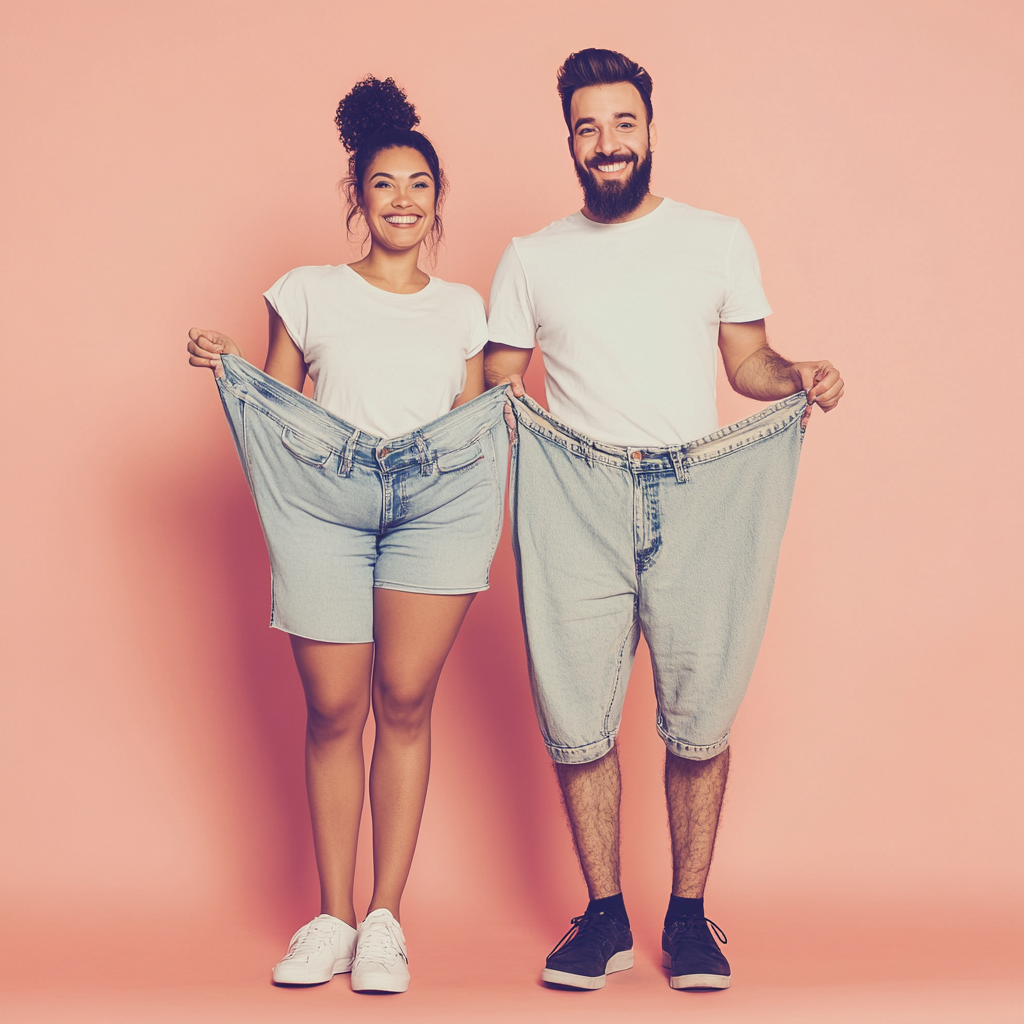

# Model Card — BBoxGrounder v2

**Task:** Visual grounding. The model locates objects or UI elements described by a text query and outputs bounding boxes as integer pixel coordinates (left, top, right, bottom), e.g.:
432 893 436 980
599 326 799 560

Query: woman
187 77 506 994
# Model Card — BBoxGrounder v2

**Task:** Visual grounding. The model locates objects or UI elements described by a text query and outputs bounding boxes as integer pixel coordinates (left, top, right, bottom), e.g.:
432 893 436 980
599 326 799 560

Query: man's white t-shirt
487 198 772 447
264 264 487 439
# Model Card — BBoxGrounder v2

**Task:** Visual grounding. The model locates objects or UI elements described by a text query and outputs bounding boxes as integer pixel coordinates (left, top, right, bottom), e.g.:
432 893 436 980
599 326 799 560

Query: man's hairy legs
555 745 730 899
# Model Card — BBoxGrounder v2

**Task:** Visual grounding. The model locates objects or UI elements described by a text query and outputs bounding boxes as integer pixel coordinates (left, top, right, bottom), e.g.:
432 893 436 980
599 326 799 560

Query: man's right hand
501 373 526 398
187 328 243 379
483 342 532 443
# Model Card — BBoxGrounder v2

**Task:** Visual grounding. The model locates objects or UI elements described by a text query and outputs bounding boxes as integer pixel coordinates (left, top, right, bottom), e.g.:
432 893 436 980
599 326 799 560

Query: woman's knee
305 696 369 743
373 678 435 734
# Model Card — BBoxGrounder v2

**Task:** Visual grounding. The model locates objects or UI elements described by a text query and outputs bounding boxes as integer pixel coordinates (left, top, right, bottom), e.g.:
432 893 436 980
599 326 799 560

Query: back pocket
435 440 484 473
281 426 334 469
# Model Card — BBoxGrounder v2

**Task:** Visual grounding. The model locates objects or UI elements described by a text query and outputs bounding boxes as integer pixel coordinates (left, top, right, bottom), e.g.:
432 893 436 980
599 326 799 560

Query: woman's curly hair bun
335 76 420 152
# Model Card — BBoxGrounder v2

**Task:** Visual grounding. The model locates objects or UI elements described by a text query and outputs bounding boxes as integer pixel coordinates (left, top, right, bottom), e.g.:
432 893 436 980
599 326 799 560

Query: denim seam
221 356 508 460
483 428 504 581
601 607 639 738
512 393 805 474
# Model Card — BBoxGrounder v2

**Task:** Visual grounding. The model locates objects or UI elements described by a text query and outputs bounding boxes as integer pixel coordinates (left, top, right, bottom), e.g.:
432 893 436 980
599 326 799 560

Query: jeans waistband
218 354 508 473
511 391 807 477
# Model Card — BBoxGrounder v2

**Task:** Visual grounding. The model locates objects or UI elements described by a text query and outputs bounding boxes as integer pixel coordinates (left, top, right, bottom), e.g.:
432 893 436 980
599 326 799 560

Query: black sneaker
542 908 634 989
662 915 731 990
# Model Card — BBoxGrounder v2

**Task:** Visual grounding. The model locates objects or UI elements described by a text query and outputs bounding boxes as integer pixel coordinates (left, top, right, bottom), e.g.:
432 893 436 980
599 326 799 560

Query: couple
187 48 844 996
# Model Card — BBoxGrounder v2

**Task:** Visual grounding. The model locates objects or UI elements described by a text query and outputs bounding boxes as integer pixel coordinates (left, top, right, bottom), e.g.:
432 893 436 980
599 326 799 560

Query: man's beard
575 149 653 220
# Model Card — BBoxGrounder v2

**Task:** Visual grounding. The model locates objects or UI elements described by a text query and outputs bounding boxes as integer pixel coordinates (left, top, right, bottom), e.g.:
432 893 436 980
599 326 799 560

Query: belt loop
414 432 433 476
669 447 689 484
339 429 360 477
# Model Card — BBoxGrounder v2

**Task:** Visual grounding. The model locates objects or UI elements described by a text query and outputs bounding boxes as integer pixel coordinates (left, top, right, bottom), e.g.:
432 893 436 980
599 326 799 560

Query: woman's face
360 146 436 252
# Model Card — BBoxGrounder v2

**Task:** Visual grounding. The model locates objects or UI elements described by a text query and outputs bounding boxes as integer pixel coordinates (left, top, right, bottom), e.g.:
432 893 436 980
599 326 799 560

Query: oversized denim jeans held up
509 392 807 764
215 354 509 644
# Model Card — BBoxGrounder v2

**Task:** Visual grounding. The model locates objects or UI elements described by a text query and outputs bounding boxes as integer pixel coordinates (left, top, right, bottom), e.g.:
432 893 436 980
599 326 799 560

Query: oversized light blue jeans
509 392 807 763
217 354 509 643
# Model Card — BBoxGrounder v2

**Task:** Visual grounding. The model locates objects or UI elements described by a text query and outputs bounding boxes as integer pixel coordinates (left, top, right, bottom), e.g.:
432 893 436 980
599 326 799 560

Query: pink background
1 1 1021 1021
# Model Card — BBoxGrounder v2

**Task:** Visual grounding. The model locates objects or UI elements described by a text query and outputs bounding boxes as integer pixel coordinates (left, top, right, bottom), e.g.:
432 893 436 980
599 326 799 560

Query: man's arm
483 342 532 396
718 320 844 413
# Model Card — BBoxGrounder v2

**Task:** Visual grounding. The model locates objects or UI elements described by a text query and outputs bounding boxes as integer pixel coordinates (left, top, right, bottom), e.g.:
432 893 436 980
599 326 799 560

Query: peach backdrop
1 0 1021 1020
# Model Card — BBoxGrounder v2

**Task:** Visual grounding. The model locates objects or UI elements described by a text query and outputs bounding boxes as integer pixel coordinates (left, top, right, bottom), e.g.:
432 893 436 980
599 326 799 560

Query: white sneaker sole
661 950 731 989
542 948 634 989
272 956 354 985
350 968 410 994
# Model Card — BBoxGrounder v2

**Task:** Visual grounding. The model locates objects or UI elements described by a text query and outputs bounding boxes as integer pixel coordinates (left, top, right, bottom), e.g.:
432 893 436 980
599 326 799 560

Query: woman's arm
451 350 485 408
263 308 307 392
186 308 307 391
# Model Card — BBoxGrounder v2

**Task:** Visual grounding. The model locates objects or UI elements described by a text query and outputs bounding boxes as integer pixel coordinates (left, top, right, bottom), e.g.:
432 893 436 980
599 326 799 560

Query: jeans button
379 447 390 457
631 451 643 460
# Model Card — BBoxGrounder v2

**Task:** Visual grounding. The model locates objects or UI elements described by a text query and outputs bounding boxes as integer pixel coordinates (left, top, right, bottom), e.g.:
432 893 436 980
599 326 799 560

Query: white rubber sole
542 948 634 989
272 955 354 985
661 951 731 989
350 969 410 994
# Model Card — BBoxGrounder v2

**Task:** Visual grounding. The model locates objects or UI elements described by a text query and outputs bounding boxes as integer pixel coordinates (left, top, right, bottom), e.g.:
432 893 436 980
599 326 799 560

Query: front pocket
435 440 484 473
280 426 334 468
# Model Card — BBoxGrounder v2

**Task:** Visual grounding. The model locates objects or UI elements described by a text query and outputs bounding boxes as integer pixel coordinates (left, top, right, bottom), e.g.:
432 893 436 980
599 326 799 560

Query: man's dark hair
556 48 654 132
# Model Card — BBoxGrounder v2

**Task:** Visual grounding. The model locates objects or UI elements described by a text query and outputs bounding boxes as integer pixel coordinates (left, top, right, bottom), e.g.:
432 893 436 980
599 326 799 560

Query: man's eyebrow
573 116 596 130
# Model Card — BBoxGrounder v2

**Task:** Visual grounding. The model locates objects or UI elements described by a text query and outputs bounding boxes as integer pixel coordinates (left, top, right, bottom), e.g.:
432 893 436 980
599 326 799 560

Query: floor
5 905 1021 1023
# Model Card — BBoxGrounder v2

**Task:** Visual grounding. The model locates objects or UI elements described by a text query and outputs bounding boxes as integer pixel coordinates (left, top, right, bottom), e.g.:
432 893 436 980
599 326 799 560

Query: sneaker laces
358 917 407 967
547 911 614 958
667 915 728 946
282 919 336 963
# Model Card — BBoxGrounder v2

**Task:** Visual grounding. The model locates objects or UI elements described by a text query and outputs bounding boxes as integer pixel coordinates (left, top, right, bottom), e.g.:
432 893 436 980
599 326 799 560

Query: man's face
568 81 657 220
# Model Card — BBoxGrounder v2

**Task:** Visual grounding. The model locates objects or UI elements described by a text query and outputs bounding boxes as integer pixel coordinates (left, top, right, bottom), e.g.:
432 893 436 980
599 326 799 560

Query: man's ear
566 134 574 158
648 120 658 152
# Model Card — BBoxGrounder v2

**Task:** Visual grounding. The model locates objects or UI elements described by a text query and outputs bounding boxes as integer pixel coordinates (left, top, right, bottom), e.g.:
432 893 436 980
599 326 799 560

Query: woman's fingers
187 328 225 354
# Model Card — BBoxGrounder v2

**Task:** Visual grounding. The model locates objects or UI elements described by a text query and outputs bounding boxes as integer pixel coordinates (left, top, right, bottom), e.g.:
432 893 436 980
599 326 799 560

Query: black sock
587 892 629 927
665 894 704 928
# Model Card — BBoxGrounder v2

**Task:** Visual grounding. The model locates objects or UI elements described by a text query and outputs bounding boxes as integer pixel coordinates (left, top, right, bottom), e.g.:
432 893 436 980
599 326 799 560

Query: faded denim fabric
509 391 806 763
217 354 508 643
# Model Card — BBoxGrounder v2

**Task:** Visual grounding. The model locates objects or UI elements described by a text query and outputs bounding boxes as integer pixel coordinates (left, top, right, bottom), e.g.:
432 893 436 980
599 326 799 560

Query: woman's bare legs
366 588 475 920
290 636 374 928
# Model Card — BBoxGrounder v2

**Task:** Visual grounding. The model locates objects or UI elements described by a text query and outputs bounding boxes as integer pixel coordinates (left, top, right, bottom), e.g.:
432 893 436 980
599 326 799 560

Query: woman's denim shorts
217 355 509 643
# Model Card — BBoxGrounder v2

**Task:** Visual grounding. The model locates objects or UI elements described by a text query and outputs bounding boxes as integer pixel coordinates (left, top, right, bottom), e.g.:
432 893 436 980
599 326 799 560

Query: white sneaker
272 914 357 984
350 908 410 993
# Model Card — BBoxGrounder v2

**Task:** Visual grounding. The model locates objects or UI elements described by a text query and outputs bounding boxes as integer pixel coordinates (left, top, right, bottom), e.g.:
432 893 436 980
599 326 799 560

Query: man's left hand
791 360 844 426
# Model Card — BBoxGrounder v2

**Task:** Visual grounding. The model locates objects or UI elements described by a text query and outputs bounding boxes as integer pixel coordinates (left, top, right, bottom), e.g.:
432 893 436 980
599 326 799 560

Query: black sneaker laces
667 916 728 945
547 913 602 958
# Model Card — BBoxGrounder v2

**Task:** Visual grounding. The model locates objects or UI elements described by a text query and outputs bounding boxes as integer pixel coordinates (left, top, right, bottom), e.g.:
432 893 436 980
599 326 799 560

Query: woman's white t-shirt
264 264 487 439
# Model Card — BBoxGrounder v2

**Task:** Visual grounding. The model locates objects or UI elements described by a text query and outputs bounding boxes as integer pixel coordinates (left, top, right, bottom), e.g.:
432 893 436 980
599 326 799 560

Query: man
484 48 844 992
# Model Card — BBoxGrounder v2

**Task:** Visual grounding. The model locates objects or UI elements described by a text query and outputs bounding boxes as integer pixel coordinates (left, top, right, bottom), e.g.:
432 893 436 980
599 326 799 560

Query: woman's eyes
372 180 431 189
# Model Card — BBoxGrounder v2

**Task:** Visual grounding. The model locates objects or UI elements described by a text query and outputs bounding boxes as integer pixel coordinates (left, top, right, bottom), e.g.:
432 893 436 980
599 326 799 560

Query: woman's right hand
187 328 243 379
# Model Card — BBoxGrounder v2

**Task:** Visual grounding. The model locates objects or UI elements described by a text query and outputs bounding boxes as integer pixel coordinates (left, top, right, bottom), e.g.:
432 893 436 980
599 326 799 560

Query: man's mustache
584 153 638 172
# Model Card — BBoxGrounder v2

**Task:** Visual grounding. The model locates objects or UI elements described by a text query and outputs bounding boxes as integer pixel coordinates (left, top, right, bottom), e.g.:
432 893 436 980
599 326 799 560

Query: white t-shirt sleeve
466 288 488 358
486 241 537 349
264 269 310 353
719 221 773 323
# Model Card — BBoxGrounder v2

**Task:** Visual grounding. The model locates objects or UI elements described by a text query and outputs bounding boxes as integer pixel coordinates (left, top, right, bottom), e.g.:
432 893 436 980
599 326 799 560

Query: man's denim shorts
509 391 806 763
217 355 509 643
